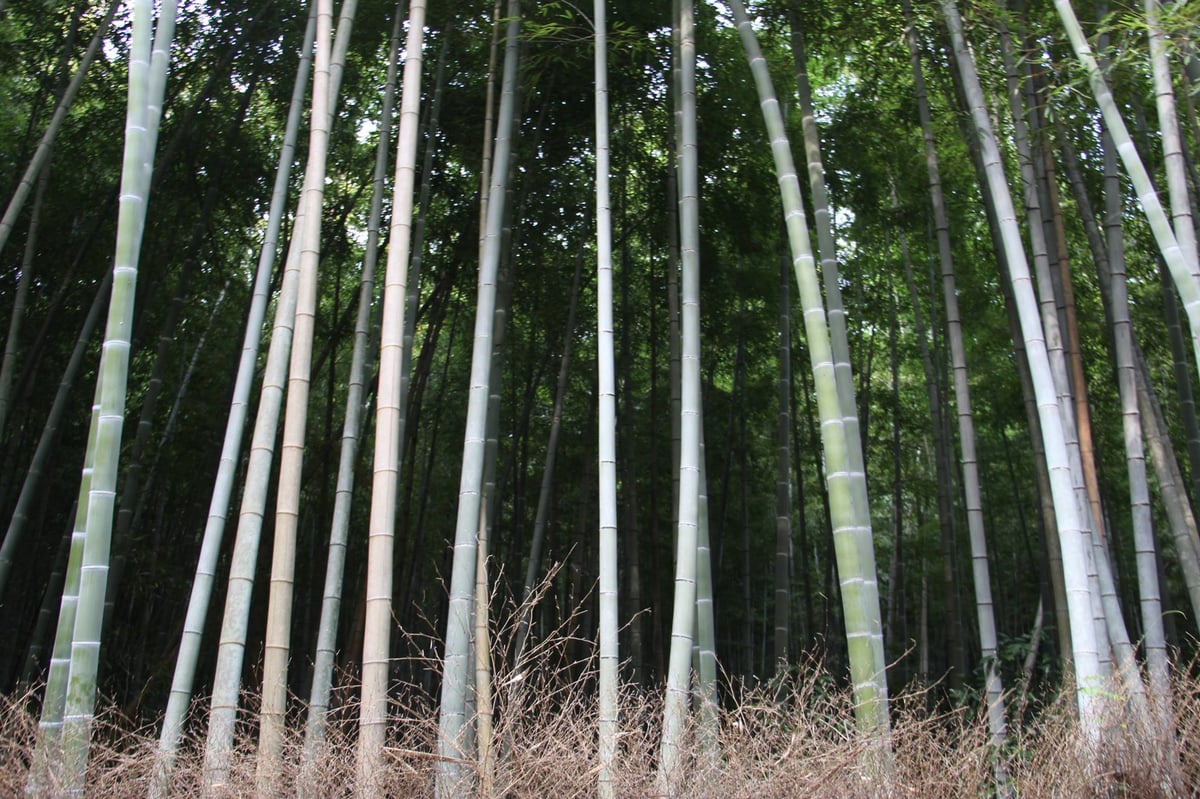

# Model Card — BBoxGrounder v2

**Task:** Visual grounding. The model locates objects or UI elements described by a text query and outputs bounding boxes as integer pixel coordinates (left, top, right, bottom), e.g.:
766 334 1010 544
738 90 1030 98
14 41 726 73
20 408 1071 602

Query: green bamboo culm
42 0 176 794
727 0 890 751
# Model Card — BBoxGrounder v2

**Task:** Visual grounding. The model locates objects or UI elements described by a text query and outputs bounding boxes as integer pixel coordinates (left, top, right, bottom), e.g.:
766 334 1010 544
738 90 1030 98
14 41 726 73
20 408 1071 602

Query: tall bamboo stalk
941 0 1102 737
255 0 342 780
595 1 619 795
658 0 704 791
300 4 404 780
203 0 333 787
436 4 521 795
150 7 316 791
1054 0 1200 374
731 0 889 749
902 0 1007 769
52 0 175 792
356 2 426 795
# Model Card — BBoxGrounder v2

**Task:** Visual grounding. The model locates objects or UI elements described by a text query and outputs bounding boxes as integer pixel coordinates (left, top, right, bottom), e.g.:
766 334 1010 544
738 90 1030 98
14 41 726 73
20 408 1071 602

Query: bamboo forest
7 0 1200 794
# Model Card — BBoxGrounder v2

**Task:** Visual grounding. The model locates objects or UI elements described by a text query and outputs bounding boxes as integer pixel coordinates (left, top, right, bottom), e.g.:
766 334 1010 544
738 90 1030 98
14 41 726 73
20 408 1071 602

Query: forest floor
3 659 1197 798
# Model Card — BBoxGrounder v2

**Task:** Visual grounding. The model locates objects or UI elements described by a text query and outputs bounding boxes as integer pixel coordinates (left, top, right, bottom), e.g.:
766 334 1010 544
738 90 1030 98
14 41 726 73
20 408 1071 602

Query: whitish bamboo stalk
1147 0 1199 283
789 14 877 637
299 5 404 780
941 0 1102 737
658 0 704 791
1054 0 1200 373
203 0 332 787
996 17 1112 679
436 4 520 796
902 0 1007 772
151 8 316 793
694 433 718 761
255 0 340 781
595 3 619 794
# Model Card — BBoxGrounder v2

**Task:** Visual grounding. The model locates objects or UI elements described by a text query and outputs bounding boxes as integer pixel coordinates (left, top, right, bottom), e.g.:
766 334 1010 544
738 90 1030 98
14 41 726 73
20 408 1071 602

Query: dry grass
5 658 1200 797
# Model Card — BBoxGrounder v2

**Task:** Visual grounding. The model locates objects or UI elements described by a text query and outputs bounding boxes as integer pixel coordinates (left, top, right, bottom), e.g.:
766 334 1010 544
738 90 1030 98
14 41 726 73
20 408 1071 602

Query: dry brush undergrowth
5 656 1200 797
5 587 1200 799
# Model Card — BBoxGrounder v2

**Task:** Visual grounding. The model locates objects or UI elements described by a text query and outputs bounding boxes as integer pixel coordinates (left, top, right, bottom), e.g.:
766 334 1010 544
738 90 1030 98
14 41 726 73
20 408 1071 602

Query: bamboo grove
4 0 1200 794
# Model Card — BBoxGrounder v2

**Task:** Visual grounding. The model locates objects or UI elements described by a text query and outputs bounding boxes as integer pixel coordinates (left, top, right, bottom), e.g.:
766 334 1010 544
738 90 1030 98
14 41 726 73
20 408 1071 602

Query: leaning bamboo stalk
0 0 119 257
25 380 102 797
0 272 110 605
996 14 1112 678
0 163 49 440
902 1 1007 768
354 1 426 793
300 4 404 777
203 2 331 788
150 8 316 791
1054 0 1200 374
941 0 1102 737
53 0 176 792
436 4 520 795
730 0 890 747
255 0 340 782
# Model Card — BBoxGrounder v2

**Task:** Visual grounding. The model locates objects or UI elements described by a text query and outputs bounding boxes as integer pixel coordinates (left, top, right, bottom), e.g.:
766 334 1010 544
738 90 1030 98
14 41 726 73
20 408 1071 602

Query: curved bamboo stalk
658 0 704 791
1054 0 1200 374
730 0 890 749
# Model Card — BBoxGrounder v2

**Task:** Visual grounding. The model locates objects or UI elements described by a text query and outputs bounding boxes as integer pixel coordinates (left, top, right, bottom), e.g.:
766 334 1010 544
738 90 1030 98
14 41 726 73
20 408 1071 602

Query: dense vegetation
3 0 1200 794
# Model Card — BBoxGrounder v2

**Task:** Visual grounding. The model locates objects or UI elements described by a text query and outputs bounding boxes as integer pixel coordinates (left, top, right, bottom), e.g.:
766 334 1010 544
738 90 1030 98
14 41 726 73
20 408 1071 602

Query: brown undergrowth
4 659 1200 797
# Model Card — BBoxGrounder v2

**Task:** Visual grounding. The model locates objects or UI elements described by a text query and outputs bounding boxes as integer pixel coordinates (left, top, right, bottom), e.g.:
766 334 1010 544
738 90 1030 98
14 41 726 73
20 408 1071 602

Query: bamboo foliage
0 0 119 259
